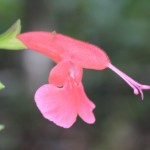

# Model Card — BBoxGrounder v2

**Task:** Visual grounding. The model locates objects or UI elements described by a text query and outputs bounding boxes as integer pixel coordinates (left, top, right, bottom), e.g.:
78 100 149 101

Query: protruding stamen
108 63 150 100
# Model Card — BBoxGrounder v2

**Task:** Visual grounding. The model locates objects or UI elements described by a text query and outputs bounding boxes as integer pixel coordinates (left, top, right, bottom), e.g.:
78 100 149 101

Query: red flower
17 32 150 128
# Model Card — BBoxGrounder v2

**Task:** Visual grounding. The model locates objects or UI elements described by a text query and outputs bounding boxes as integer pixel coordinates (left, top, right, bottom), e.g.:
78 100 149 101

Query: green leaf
0 19 26 50
0 124 5 131
0 82 5 90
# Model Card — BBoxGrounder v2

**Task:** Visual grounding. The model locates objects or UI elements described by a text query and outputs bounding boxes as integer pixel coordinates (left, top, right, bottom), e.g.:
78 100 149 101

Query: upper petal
49 60 83 87
49 60 71 87
18 31 110 70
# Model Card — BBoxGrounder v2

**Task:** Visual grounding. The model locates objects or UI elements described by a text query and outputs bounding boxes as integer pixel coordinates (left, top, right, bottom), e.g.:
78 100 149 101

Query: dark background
0 0 150 149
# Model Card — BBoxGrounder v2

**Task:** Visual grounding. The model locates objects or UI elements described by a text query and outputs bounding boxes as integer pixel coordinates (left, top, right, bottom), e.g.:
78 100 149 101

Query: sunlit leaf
0 19 26 50
0 82 5 90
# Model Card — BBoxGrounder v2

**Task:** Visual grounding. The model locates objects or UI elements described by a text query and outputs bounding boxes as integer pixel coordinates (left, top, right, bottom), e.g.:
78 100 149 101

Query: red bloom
17 31 150 128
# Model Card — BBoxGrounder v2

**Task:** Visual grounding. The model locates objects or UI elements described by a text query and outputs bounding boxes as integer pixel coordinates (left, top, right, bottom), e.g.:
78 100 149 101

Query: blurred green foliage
0 124 5 131
0 82 5 90
0 0 24 31
0 0 150 150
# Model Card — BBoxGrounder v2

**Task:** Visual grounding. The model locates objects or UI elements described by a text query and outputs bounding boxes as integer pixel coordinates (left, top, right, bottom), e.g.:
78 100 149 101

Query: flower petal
17 32 62 62
49 60 71 87
49 60 83 87
35 61 95 128
77 83 96 124
35 84 78 128
18 32 110 70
